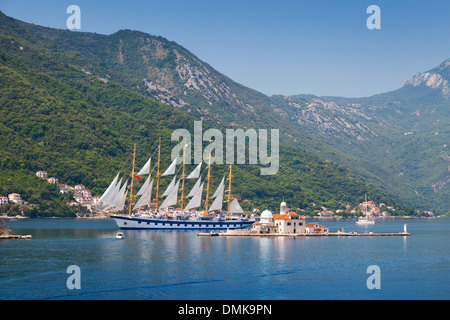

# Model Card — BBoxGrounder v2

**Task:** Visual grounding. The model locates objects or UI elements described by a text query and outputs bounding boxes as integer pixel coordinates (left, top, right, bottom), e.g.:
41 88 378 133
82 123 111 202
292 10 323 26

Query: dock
197 230 410 237
0 235 32 240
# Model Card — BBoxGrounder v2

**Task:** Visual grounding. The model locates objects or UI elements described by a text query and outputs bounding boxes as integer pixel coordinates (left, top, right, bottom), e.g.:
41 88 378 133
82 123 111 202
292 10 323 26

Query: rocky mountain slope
0 11 408 215
404 59 450 98
275 59 450 211
0 10 447 213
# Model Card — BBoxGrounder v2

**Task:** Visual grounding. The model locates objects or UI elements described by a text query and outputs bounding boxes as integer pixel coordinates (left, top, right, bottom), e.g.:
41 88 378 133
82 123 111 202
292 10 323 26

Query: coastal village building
76 196 93 205
0 197 8 206
318 210 334 217
8 193 24 205
36 171 48 179
74 185 86 191
58 184 70 195
21 169 103 214
38 170 97 212
74 185 91 198
359 200 382 217
92 197 101 206
73 185 93 206
47 177 59 185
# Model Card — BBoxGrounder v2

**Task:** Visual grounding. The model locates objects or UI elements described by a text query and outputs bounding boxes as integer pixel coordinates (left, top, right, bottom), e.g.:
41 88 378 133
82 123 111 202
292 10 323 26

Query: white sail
187 177 202 198
208 179 225 212
98 172 120 205
162 158 177 176
113 180 128 211
133 179 154 210
229 198 244 214
162 176 177 196
103 178 123 208
186 162 202 179
136 157 151 176
185 183 204 211
136 174 152 196
108 179 127 210
212 177 225 199
160 179 180 209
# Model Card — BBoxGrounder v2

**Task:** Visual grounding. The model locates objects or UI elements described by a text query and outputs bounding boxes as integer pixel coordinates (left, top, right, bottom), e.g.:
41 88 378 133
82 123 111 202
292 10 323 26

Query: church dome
260 210 273 219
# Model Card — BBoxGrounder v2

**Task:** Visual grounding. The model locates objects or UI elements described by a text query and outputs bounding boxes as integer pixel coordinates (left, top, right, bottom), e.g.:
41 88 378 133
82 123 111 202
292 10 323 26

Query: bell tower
280 201 287 215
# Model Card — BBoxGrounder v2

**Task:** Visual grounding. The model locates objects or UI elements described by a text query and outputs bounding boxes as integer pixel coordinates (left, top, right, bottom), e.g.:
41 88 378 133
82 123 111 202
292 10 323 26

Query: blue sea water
0 217 448 300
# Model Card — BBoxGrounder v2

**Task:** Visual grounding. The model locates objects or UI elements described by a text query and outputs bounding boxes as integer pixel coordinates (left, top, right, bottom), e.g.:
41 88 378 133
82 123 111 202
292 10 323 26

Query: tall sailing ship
95 141 255 230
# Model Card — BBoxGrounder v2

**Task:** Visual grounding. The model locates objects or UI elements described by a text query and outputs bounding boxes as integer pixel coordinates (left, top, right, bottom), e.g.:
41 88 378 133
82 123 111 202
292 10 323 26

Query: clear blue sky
1 0 449 97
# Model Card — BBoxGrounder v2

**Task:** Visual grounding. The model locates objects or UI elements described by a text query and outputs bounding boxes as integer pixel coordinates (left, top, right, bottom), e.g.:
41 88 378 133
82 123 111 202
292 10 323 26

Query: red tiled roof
273 213 305 220
305 223 325 228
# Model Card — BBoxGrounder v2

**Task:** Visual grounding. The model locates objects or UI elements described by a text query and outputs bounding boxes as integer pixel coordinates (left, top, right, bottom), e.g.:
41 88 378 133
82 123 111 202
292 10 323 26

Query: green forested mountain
276 59 450 212
0 11 426 216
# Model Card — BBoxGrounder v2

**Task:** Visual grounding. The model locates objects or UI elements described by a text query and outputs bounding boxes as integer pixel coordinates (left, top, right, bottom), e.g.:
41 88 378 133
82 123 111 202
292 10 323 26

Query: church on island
199 201 409 237
251 202 328 235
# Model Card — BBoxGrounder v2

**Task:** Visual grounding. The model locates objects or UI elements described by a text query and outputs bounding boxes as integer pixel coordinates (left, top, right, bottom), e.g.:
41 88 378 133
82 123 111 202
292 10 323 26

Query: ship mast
155 136 161 212
205 153 212 212
180 144 187 211
227 164 233 215
128 143 137 216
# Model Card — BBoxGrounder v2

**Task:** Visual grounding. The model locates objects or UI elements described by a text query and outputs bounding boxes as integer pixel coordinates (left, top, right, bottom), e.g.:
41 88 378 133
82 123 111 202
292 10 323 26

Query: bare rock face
0 219 10 237
404 72 449 97
282 97 378 143
403 59 450 98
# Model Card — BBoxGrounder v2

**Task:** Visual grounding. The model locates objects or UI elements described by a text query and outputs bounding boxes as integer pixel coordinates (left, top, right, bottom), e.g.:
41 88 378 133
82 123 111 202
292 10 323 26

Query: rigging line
148 162 157 176
174 159 184 177
140 144 160 177
116 148 133 175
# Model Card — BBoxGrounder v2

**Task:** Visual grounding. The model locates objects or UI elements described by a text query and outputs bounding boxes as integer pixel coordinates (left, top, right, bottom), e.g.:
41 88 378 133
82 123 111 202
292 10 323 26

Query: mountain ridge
403 58 450 98
0 11 412 216
0 11 447 213
281 58 449 211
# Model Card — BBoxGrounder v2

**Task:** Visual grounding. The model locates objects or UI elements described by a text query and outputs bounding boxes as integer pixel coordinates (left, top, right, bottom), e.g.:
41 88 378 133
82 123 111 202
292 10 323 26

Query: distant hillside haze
279 59 449 211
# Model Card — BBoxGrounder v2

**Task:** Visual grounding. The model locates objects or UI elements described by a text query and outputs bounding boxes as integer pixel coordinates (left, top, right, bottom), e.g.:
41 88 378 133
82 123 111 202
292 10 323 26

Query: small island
0 218 32 239
198 202 411 238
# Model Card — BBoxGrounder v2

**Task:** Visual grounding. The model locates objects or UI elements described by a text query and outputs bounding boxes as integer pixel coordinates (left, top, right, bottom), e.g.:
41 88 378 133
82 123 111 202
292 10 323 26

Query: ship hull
111 215 255 230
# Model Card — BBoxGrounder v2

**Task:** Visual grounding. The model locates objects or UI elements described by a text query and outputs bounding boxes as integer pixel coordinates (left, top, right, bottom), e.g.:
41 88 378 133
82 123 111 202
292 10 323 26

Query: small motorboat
116 232 124 239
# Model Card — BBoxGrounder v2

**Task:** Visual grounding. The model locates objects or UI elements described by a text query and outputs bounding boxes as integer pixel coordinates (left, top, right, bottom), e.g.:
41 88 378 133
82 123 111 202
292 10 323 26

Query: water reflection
1 218 448 299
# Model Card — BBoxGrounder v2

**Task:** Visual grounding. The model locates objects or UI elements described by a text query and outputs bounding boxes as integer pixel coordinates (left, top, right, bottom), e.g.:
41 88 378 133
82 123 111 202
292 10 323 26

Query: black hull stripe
118 227 243 231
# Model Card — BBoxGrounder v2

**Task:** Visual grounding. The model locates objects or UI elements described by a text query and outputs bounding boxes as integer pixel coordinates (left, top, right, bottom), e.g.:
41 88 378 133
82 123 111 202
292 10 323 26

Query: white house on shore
305 223 328 234
8 193 24 205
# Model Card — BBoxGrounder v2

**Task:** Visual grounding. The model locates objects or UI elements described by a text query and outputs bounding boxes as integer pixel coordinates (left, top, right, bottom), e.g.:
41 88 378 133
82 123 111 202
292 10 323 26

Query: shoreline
0 215 444 220
0 215 110 219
